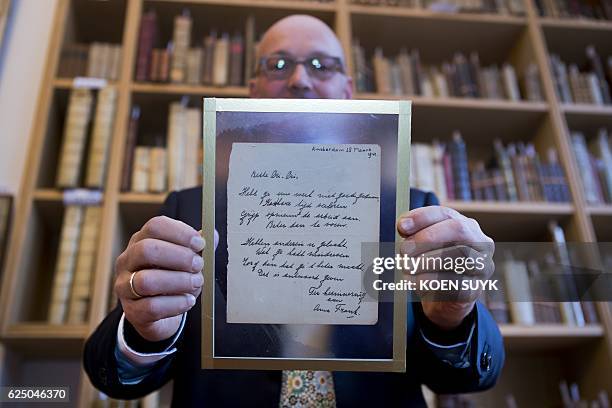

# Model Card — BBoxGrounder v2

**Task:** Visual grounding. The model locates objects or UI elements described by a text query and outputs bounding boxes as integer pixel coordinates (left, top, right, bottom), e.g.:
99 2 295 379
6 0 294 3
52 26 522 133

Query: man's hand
397 206 495 331
114 216 217 342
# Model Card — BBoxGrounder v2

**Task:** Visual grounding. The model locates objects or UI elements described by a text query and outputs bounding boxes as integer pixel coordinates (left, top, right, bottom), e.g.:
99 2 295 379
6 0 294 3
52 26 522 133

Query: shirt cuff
116 312 187 366
415 302 476 369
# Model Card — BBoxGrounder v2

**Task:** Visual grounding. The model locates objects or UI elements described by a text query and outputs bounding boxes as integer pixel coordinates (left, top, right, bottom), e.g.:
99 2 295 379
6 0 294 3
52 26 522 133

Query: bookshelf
0 0 610 406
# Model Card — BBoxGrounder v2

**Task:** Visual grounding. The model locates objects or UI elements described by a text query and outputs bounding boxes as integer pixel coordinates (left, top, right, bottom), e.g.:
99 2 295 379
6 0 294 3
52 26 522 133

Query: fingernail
190 235 205 252
187 294 196 306
402 240 416 255
191 273 203 288
192 255 204 272
400 218 414 233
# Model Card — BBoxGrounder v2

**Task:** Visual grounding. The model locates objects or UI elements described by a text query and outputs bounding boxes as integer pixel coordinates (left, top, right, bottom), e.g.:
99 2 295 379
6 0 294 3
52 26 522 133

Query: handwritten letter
226 143 380 324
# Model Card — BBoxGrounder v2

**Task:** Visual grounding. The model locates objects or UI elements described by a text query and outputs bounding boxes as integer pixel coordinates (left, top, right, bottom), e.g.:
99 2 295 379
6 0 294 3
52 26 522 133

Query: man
84 15 503 406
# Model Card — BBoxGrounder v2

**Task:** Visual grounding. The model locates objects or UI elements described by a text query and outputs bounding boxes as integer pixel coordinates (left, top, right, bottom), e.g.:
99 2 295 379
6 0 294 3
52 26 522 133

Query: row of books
550 47 612 105
354 45 543 101
484 221 598 327
535 0 612 20
57 42 122 80
350 0 526 15
135 10 256 86
571 128 612 205
411 132 570 203
56 87 117 189
48 205 102 324
121 102 202 194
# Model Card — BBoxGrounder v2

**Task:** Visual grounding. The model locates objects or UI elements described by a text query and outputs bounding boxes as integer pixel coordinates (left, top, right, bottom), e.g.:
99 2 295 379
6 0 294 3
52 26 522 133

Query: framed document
202 98 411 372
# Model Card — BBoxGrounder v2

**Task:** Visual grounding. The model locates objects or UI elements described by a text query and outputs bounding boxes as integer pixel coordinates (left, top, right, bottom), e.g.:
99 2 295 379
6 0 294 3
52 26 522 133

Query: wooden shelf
131 82 249 97
349 5 527 25
4 323 88 339
500 324 605 351
444 200 574 214
119 192 167 204
52 77 119 89
157 0 337 12
2 324 88 357
32 188 63 201
562 103 612 117
357 94 548 112
587 205 612 216
539 17 612 32
443 201 574 241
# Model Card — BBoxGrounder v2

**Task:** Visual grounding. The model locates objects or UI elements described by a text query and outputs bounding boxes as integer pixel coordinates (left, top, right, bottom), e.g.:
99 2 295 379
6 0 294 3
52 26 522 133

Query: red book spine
136 12 157 82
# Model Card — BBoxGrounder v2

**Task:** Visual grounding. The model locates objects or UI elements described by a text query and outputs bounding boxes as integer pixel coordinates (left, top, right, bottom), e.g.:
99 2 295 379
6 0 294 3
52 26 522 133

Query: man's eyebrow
264 50 340 59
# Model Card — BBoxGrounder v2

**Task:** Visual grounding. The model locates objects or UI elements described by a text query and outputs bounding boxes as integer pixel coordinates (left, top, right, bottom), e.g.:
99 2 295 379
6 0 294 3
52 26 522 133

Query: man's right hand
114 216 210 342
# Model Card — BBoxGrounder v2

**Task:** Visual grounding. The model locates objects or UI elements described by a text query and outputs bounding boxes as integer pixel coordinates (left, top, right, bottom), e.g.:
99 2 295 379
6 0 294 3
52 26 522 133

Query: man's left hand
396 206 495 331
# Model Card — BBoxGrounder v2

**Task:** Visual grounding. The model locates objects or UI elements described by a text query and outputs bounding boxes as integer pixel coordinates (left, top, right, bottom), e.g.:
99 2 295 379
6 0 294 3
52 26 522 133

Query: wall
0 0 58 197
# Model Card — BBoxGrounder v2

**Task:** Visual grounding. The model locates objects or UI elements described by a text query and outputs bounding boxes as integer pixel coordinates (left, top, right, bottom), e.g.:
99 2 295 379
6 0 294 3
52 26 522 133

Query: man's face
249 17 353 100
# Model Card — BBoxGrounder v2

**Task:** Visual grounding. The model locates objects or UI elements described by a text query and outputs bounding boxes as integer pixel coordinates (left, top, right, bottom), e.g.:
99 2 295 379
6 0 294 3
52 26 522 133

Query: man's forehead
257 15 344 60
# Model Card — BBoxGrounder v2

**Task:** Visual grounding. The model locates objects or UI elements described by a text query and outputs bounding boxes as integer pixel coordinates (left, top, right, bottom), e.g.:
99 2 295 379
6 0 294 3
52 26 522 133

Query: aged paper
226 143 380 324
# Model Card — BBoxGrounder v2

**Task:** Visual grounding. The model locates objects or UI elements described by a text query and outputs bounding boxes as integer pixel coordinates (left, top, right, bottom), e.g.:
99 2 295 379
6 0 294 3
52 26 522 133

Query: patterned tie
279 370 336 407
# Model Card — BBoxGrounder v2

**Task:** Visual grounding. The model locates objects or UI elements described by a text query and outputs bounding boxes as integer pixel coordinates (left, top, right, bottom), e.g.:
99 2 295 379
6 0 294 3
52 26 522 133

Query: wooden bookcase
0 0 610 406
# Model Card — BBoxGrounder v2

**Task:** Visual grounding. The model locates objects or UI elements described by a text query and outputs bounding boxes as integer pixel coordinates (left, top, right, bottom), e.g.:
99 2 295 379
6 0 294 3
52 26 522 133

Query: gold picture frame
202 98 411 372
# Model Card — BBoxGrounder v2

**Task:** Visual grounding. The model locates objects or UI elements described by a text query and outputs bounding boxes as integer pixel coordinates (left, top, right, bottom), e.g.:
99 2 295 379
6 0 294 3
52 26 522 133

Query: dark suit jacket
83 187 504 407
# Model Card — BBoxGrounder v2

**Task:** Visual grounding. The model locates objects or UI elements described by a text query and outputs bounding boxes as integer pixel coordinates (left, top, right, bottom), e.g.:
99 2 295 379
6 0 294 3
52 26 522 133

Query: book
170 11 192 84
186 48 204 85
202 31 217 85
135 10 158 82
411 143 436 193
131 146 151 193
49 205 85 324
184 108 201 189
522 63 544 101
85 87 118 189
550 54 573 103
431 140 447 201
229 33 244 86
494 139 518 201
66 205 102 324
502 256 536 325
527 260 562 323
149 145 167 193
158 43 171 82
244 15 256 85
590 128 612 203
58 43 89 78
167 102 186 191
212 33 230 86
572 131 603 204
56 88 94 188
548 221 586 327
448 131 472 201
373 47 391 94
502 63 521 101
121 106 141 192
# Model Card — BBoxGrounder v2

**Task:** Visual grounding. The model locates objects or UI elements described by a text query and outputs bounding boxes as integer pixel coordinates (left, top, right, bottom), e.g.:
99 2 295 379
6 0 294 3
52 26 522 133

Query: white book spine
85 87 117 188
49 205 85 324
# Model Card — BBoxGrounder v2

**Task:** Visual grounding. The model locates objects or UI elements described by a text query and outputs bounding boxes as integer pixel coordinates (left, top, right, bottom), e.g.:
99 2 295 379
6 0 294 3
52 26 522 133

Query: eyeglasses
257 55 345 81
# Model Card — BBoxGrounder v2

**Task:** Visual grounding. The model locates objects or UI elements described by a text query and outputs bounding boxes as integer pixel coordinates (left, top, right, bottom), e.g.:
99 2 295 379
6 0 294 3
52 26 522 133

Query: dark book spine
228 33 244 86
449 131 472 201
121 106 141 192
136 11 157 82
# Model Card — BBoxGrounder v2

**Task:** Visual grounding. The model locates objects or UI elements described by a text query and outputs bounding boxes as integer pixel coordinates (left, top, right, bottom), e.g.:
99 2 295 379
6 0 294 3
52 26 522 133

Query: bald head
250 15 353 99
256 15 346 66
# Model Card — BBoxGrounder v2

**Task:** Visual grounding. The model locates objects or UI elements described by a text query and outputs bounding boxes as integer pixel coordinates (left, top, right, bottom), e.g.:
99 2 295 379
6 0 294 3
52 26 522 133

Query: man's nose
287 63 313 92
